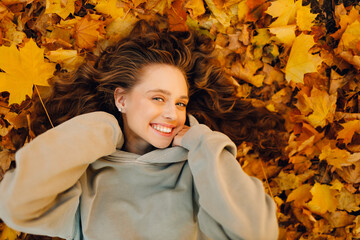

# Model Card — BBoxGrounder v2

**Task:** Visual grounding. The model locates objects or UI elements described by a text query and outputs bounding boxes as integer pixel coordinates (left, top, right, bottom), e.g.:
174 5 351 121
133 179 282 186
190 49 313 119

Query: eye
176 102 187 107
152 97 164 102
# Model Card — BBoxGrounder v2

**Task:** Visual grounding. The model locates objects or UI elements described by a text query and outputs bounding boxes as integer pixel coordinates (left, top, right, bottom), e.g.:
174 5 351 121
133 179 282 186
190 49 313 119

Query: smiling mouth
150 124 174 134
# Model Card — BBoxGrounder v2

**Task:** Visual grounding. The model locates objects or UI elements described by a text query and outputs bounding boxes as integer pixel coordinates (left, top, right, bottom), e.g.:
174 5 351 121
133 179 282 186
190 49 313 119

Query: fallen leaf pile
0 0 360 239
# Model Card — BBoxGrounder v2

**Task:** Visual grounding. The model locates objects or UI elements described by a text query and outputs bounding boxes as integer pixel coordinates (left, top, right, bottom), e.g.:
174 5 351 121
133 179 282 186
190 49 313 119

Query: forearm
182 124 278 240
0 111 122 220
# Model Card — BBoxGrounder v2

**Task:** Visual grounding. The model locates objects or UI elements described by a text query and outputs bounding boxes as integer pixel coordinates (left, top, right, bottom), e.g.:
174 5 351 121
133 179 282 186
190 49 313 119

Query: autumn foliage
0 0 360 239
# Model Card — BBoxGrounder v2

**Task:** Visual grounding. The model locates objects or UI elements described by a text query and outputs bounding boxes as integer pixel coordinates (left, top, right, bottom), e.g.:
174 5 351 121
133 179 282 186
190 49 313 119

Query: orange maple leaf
337 120 360 144
287 183 312 208
168 0 188 31
246 0 269 22
185 0 205 18
74 15 105 49
319 144 351 170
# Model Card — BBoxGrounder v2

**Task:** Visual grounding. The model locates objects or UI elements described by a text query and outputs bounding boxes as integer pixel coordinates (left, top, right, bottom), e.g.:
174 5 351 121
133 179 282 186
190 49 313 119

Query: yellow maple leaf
307 182 338 215
274 171 302 191
296 3 317 31
0 223 20 240
185 0 205 18
285 33 323 83
0 39 56 105
330 179 344 191
95 0 124 18
251 28 271 59
46 48 84 72
331 5 360 40
286 183 312 208
338 20 360 54
204 0 231 28
266 0 301 27
337 120 360 144
306 88 337 128
145 0 171 15
319 144 351 169
237 0 248 22
45 0 75 19
106 15 138 45
269 25 296 46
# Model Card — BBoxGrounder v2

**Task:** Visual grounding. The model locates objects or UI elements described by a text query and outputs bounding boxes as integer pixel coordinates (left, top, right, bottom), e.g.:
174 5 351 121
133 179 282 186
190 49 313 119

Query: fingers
172 126 190 147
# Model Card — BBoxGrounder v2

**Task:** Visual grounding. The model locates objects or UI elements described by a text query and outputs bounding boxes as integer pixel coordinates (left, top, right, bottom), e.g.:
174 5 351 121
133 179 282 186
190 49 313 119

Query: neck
123 140 154 155
122 116 154 155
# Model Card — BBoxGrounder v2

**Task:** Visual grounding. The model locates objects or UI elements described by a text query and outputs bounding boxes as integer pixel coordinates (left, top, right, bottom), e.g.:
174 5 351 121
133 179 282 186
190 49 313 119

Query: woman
0 21 285 239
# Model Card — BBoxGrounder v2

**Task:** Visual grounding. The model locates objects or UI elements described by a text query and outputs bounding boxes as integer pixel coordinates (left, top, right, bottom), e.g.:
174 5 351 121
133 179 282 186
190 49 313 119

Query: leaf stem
34 85 54 128
260 160 274 199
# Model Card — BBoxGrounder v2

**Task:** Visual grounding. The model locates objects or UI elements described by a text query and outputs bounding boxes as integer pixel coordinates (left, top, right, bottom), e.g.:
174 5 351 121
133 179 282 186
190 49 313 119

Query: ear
114 87 127 113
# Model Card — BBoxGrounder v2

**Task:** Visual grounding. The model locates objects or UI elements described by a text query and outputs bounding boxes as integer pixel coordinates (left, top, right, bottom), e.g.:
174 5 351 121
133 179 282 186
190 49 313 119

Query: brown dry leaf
336 161 360 184
245 0 269 22
74 15 105 49
241 155 280 181
0 149 14 177
228 60 264 87
131 0 146 7
0 18 26 46
262 63 284 85
4 111 27 129
337 188 360 212
323 211 356 228
329 69 347 95
0 2 14 21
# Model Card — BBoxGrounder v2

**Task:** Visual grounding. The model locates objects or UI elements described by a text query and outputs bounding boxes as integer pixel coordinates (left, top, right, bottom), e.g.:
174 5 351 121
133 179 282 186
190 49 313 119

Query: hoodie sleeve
181 124 278 240
0 111 122 239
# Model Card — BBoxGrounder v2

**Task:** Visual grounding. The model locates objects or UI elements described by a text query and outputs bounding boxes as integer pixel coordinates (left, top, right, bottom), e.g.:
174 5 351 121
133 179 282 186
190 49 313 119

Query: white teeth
152 124 172 133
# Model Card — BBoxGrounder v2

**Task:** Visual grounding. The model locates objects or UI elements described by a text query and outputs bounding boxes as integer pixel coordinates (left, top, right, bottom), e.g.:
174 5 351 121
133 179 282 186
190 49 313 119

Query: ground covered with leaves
0 0 360 239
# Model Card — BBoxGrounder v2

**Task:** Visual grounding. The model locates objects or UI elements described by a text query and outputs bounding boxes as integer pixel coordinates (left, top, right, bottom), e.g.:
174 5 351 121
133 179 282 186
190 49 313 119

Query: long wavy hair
31 20 287 159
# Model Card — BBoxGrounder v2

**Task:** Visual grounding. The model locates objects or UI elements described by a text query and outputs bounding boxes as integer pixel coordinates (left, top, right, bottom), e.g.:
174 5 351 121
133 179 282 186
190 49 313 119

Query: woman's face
114 64 189 154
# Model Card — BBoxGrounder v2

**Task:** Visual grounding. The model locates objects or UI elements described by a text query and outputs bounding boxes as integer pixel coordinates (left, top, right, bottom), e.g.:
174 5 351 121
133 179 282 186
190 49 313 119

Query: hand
172 125 190 147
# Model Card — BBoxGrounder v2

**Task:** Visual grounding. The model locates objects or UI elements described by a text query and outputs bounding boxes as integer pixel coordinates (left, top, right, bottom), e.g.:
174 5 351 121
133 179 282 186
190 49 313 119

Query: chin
151 141 172 149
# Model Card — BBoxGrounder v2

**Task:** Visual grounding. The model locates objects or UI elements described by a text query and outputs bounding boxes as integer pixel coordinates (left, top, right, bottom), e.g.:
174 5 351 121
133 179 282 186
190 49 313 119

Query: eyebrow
146 89 189 100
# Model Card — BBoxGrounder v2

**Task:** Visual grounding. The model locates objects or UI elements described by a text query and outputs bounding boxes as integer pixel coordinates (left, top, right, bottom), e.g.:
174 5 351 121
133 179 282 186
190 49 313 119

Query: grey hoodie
0 111 278 240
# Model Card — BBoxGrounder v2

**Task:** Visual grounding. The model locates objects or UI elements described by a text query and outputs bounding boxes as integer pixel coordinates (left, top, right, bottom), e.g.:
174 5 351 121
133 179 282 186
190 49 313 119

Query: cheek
177 111 187 127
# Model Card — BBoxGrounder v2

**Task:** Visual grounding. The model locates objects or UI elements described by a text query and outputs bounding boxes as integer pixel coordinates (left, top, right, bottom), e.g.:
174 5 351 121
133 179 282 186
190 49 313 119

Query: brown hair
31 20 287 159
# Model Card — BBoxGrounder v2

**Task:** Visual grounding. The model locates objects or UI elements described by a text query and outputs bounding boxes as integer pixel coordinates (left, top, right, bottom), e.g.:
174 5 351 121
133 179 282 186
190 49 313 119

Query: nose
162 102 177 120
